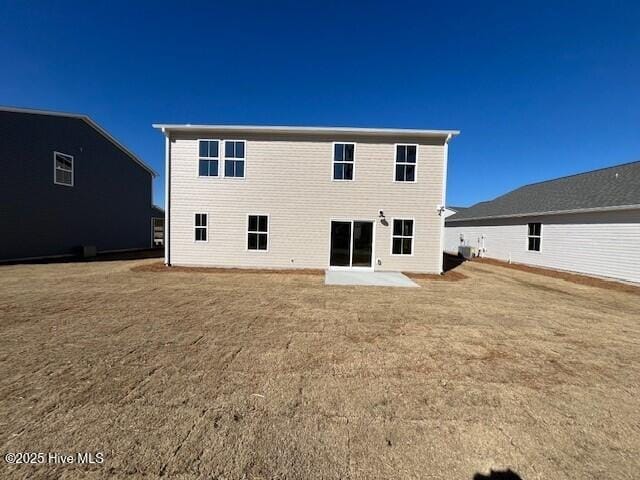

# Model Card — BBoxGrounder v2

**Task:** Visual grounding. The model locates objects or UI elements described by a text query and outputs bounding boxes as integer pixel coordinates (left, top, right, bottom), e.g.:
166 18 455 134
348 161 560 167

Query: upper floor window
224 141 245 178
392 219 414 255
247 215 269 251
395 145 417 182
199 140 219 177
527 223 541 251
54 151 74 186
195 213 208 242
333 143 355 180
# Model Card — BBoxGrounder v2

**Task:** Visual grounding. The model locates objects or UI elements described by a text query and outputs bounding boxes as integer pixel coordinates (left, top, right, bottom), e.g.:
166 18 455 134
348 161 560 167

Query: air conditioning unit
458 245 476 259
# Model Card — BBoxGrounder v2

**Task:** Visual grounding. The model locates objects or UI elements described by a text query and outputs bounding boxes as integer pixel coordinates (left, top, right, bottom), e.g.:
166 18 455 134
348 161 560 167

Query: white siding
445 209 640 283
168 132 448 273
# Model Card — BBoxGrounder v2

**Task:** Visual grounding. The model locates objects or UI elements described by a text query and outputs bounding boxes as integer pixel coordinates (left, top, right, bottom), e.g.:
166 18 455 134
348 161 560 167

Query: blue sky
1 1 639 207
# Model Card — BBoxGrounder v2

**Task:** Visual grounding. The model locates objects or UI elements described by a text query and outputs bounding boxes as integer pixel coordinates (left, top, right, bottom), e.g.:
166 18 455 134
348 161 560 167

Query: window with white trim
54 152 74 186
395 145 417 182
224 140 245 178
199 140 219 176
195 213 208 242
247 215 268 251
392 219 414 255
527 223 541 251
333 143 354 180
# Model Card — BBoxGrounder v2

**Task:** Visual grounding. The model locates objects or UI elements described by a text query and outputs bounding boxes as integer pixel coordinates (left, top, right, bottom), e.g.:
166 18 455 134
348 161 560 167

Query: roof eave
152 124 460 139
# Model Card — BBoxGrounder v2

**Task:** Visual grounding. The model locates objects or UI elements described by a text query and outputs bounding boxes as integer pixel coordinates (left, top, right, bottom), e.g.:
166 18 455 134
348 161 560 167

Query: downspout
149 170 155 248
438 133 453 274
163 128 171 266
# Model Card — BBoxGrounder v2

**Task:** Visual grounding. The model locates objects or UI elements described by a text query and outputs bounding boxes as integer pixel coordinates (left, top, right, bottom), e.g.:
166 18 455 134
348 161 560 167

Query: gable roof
448 160 640 222
153 123 459 140
0 106 157 176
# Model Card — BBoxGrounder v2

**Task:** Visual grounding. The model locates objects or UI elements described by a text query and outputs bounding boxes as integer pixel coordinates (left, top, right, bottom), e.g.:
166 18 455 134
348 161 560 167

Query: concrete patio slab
324 270 419 287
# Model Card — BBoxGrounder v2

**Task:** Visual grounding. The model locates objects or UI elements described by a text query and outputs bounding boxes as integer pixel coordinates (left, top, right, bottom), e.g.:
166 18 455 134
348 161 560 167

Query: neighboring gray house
0 107 158 262
155 124 458 273
445 161 640 283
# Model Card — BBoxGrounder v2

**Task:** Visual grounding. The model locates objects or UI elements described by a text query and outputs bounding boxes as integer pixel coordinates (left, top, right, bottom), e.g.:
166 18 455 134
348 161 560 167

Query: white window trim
223 140 247 179
194 212 208 243
527 222 542 253
197 139 221 178
331 142 356 182
53 151 74 187
393 144 418 183
246 213 270 252
390 217 415 256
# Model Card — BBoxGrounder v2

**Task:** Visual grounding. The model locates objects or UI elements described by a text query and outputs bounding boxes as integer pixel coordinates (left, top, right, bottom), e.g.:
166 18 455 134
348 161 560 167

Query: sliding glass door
330 220 374 269
330 221 352 267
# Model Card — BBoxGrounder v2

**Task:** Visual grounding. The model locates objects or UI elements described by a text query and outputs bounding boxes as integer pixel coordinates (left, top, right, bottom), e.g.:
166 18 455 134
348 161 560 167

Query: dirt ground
0 259 638 479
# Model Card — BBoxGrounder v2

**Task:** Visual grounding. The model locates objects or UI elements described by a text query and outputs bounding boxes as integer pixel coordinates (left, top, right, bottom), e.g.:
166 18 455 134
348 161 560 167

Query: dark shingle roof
447 206 468 212
448 161 640 222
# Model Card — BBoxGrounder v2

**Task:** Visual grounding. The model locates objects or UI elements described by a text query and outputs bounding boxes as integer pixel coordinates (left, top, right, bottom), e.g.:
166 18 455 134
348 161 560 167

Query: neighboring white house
154 124 459 273
445 161 640 283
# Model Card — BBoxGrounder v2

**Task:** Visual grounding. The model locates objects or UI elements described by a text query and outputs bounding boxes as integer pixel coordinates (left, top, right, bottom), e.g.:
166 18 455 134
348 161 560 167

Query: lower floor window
392 219 414 255
195 213 207 242
248 215 268 250
527 223 541 251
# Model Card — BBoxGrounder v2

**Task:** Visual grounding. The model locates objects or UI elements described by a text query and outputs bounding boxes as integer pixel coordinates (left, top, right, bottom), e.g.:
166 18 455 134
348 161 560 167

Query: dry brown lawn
0 259 639 479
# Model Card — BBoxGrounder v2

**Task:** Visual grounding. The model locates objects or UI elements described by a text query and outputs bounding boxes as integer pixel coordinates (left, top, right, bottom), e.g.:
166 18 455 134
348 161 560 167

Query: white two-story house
154 125 458 274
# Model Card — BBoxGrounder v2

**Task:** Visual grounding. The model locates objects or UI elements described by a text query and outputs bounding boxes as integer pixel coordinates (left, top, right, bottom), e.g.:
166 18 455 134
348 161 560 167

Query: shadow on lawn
443 252 466 273
1 247 163 266
473 469 523 479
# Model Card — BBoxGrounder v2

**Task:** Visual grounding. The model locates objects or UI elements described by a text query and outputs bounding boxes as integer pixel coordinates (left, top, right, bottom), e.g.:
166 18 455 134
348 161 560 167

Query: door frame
328 218 376 271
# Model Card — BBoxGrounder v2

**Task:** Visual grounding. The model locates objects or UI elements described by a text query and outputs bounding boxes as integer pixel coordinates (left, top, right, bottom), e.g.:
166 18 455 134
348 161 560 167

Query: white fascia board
152 124 460 139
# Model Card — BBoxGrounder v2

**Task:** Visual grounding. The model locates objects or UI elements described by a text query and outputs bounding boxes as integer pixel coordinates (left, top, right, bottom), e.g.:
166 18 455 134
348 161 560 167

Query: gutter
152 124 460 139
446 203 640 223
438 133 454 274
